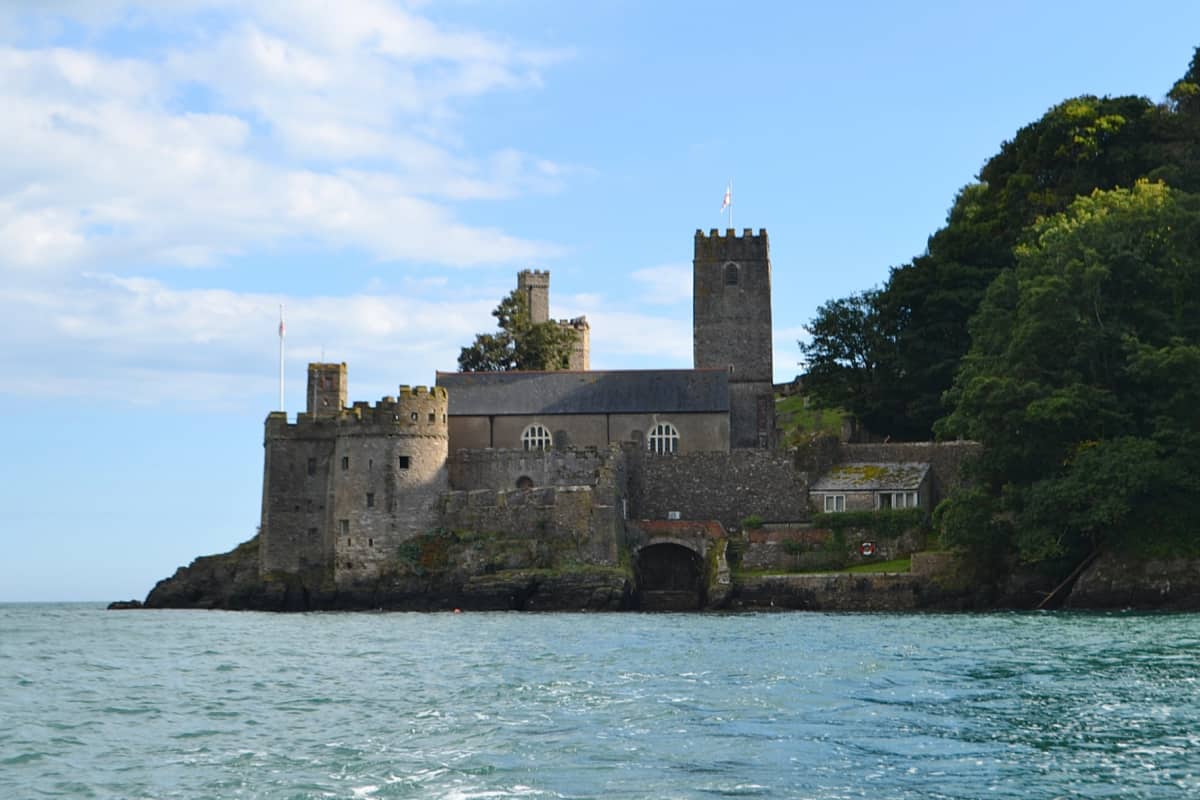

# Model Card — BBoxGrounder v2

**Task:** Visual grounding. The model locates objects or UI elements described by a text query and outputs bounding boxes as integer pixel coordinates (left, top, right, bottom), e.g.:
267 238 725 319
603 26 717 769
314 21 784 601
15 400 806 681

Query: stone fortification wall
628 448 808 531
437 485 621 566
448 445 620 491
260 386 450 584
839 441 981 502
260 411 336 575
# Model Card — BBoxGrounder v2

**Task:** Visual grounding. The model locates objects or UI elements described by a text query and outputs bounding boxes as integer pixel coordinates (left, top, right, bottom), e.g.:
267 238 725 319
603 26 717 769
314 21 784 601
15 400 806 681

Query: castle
258 229 974 605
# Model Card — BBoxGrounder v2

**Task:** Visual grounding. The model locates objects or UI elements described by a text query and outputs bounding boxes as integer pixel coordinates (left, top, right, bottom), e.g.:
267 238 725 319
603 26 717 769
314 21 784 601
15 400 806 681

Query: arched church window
724 262 740 286
521 423 552 451
647 422 680 454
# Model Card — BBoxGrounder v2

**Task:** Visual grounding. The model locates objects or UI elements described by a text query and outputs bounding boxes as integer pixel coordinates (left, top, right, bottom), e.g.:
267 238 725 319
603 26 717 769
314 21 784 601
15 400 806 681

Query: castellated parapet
260 379 449 586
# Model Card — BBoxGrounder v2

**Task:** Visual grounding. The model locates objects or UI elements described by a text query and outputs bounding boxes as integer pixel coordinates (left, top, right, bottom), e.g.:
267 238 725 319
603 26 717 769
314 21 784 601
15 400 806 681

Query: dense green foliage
802 48 1200 440
936 182 1200 563
458 289 578 371
802 48 1200 567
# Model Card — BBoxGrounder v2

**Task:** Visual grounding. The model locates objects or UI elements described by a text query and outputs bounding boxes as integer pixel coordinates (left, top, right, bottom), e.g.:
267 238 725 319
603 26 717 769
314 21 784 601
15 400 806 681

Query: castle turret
517 270 590 370
693 228 775 448
307 363 347 418
517 269 550 324
262 365 449 585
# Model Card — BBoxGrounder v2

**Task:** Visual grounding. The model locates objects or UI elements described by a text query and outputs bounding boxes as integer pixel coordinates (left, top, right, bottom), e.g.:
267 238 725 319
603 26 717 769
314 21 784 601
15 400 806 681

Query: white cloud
631 264 692 305
0 3 571 275
0 2 587 407
0 273 497 408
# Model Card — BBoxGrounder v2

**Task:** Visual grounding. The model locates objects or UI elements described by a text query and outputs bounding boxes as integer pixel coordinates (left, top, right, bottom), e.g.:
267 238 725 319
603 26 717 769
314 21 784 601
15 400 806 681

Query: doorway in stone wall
635 543 703 610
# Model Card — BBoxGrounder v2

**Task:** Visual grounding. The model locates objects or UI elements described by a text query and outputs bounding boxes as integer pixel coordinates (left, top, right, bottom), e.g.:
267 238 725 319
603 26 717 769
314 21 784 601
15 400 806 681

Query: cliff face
1065 551 1200 610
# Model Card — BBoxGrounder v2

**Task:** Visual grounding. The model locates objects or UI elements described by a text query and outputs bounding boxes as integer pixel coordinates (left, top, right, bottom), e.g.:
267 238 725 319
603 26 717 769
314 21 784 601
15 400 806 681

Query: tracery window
647 422 680 454
521 423 553 451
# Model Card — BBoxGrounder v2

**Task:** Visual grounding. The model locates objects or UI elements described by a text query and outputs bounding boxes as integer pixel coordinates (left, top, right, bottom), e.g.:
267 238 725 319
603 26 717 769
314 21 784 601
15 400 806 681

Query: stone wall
738 523 926 572
437 485 620 567
260 387 450 585
449 446 619 491
628 448 808 530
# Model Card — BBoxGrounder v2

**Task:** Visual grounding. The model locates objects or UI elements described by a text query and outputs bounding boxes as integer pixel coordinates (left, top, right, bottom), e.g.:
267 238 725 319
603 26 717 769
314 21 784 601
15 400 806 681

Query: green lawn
841 557 911 574
775 393 844 443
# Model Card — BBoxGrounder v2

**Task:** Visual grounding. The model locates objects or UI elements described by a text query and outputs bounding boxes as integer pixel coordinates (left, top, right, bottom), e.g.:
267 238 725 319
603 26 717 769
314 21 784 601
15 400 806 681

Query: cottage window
647 422 680 454
824 494 845 512
877 491 919 510
522 423 552 451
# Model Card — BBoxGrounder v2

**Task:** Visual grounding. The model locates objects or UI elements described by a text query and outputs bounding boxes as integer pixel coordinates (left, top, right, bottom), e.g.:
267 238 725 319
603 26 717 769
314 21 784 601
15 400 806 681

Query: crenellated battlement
268 385 448 438
694 228 769 260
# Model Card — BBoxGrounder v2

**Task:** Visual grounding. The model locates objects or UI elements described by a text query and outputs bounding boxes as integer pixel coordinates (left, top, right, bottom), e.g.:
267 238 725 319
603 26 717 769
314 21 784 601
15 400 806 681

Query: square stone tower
517 269 550 324
306 363 347 418
693 228 775 448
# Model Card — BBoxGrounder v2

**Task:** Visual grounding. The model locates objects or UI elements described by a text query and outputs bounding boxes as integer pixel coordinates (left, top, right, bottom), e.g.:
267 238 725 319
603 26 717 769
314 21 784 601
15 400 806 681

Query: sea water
1 604 1198 799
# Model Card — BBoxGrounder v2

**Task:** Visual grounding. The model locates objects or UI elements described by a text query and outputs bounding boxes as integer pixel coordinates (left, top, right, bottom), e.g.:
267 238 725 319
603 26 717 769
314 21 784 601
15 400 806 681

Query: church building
436 228 777 454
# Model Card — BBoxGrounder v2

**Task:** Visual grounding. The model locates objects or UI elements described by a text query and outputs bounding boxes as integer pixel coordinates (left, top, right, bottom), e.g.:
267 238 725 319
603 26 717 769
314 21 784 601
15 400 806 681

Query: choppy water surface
1 606 1198 799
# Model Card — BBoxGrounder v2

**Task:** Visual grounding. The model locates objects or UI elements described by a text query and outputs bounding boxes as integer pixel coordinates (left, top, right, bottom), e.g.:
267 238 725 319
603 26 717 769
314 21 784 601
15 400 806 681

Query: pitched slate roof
435 369 730 416
811 462 930 492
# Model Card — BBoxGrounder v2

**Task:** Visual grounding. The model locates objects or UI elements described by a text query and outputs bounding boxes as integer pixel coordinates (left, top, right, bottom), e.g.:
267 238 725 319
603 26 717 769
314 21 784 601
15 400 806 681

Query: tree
458 290 577 371
799 289 906 437
935 182 1200 564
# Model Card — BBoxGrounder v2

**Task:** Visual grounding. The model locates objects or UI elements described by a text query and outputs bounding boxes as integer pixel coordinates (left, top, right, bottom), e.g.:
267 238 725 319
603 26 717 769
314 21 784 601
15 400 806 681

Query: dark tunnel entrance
635 543 704 611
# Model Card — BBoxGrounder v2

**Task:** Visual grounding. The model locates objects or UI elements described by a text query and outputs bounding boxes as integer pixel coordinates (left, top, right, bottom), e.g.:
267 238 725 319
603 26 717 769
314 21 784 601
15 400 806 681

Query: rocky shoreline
116 537 1200 612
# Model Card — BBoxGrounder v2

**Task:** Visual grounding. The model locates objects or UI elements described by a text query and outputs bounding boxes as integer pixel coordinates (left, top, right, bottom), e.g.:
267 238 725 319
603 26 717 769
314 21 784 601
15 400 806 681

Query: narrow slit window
366 492 375 508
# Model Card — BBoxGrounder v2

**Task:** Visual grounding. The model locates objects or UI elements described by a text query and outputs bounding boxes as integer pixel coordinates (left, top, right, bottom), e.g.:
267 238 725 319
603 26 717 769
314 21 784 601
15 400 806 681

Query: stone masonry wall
437 485 620 566
448 446 619 492
628 448 808 531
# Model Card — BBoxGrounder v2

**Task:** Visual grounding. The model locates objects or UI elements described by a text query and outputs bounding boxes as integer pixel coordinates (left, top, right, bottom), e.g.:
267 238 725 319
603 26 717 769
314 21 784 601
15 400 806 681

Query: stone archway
635 542 704 611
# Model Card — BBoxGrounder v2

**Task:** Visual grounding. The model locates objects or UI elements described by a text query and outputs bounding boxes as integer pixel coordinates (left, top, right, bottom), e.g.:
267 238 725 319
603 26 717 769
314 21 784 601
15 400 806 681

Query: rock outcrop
141 535 633 612
1065 551 1200 610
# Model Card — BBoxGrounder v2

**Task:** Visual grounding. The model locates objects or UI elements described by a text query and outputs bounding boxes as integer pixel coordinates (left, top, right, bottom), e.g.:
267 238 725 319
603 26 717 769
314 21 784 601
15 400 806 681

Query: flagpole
730 179 733 231
278 304 285 413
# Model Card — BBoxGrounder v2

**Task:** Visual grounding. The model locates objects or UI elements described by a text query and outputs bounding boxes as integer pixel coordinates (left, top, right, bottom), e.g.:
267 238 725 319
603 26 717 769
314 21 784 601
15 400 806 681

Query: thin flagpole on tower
721 180 733 230
278 304 285 413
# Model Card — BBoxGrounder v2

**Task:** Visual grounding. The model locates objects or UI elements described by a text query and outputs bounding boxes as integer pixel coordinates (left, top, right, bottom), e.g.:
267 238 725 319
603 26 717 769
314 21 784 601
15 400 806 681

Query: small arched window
647 422 680 454
521 423 553 451
724 262 740 286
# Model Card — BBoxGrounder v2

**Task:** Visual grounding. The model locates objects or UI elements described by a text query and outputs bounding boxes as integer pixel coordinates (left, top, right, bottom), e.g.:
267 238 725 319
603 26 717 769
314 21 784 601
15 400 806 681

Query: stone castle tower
260 364 449 586
517 269 590 370
693 228 775 448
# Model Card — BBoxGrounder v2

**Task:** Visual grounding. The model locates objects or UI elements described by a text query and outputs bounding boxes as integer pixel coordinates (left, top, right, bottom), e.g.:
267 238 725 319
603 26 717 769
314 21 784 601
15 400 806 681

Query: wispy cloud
0 1 583 406
631 264 692 305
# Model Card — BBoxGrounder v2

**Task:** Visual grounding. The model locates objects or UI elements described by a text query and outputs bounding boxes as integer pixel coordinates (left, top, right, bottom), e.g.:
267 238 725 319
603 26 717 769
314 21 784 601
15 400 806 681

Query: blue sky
3 1 1198 601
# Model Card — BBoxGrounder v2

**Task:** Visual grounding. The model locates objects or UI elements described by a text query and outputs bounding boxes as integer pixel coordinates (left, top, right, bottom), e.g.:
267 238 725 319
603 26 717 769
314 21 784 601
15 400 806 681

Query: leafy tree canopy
802 50 1200 439
935 181 1200 564
458 289 578 371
